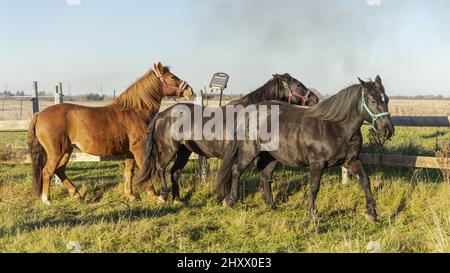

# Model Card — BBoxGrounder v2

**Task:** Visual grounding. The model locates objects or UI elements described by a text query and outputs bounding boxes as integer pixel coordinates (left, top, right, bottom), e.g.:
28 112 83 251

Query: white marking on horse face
41 194 51 206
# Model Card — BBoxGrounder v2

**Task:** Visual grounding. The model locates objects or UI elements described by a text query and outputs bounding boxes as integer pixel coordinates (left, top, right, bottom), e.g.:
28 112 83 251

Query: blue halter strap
361 91 390 130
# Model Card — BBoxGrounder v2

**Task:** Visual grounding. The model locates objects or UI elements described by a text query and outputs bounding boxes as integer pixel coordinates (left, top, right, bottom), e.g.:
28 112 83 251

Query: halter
289 89 312 106
154 69 188 98
361 90 390 130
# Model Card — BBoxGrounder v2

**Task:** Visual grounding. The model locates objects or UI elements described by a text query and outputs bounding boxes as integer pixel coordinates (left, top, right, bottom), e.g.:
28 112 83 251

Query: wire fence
0 95 115 121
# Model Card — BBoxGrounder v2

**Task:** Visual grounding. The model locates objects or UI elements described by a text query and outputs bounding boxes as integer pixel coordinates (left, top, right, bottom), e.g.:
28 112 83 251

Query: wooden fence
0 83 449 182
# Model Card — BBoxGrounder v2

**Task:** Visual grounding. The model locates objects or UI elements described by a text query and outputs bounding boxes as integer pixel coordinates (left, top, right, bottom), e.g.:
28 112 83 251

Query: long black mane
229 78 282 106
306 84 362 122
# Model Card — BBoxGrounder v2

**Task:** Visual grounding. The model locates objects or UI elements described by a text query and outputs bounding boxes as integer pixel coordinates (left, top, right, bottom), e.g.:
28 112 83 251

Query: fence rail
0 82 449 184
360 153 450 170
391 116 450 127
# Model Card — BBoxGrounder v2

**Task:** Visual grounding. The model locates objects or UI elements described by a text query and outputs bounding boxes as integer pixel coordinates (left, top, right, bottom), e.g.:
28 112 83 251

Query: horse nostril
384 127 391 138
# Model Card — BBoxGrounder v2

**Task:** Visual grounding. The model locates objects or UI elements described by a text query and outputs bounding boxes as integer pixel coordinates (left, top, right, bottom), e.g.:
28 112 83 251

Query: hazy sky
0 0 449 96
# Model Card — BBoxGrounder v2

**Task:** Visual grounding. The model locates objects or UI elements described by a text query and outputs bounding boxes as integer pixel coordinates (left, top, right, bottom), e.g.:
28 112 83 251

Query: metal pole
54 82 64 186
219 88 224 107
32 81 39 114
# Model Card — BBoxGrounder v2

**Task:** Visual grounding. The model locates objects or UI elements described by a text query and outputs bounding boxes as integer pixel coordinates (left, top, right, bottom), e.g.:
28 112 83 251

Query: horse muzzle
378 119 395 141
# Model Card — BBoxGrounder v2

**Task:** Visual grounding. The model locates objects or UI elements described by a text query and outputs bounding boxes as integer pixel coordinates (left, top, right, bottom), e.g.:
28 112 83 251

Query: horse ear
274 74 290 83
157 62 164 72
154 62 165 76
358 77 370 89
375 75 382 86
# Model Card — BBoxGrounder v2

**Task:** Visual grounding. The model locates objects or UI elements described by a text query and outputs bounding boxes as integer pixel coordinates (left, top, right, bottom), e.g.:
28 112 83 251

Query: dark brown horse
136 74 320 202
216 76 394 221
28 62 193 205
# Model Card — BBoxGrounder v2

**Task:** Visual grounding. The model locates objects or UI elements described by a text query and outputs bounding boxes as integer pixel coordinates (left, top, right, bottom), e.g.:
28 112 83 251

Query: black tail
136 115 159 192
28 114 47 197
216 140 239 202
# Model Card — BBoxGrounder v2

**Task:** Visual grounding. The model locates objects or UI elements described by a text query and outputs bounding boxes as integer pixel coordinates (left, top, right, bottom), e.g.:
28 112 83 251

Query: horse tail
216 140 239 202
136 115 159 192
28 114 47 197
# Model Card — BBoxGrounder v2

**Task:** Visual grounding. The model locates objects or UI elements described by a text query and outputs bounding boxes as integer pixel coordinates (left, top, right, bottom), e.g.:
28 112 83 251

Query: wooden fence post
55 82 64 104
31 81 39 114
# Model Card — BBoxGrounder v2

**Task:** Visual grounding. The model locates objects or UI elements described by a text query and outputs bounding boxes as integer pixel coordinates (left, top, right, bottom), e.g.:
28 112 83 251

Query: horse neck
341 117 364 139
238 82 283 106
337 102 365 139
112 85 164 118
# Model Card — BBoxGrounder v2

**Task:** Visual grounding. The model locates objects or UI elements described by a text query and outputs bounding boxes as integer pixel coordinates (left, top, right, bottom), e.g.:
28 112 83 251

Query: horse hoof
41 195 51 206
223 198 236 208
267 204 277 210
157 196 167 205
222 199 230 208
365 213 378 223
172 199 184 206
126 194 139 203
309 208 319 218
69 191 83 201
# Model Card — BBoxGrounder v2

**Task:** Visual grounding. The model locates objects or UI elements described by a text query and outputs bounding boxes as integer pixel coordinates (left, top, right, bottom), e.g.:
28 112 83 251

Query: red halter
154 68 188 99
289 89 312 107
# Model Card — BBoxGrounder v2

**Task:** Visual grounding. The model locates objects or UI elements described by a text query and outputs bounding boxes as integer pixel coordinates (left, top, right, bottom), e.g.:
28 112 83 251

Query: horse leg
54 150 82 200
225 153 257 207
156 152 177 204
124 157 138 202
308 162 325 217
131 149 159 202
347 159 377 221
170 147 191 202
257 154 278 210
41 154 63 205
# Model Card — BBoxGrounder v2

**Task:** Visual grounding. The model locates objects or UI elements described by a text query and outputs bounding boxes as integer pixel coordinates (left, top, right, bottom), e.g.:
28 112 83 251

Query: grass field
0 127 449 253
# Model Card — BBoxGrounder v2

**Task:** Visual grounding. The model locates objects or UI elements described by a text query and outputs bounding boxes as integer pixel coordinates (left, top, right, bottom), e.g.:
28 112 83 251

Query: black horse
216 76 394 221
137 74 320 202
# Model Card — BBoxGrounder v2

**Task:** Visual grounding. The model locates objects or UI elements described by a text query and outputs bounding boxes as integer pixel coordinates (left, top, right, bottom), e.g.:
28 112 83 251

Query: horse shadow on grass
273 175 309 205
50 179 120 203
233 165 311 207
363 141 431 156
421 130 448 139
7 204 183 236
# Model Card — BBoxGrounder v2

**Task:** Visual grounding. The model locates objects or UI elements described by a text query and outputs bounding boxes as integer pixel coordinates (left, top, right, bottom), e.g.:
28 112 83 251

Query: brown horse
28 62 193 205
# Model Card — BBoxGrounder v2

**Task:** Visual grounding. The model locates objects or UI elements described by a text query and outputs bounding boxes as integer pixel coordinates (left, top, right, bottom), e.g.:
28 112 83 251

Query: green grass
0 127 449 253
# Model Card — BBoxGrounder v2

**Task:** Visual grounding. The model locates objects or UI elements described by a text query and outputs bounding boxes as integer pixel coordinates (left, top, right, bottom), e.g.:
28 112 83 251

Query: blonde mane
114 67 169 112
